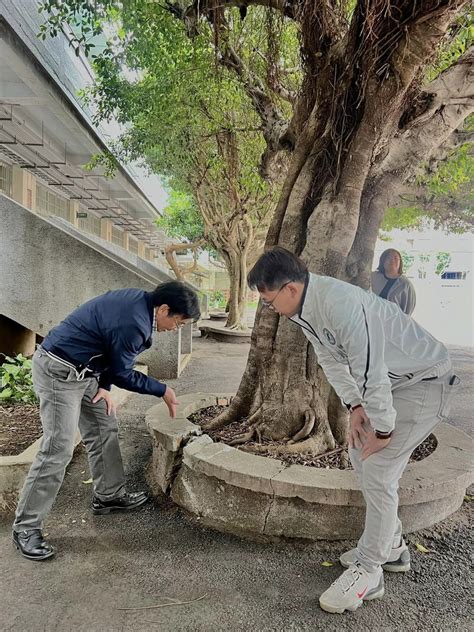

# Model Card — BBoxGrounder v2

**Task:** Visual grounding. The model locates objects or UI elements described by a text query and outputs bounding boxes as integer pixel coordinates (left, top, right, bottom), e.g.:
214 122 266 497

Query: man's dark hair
247 246 308 291
377 249 403 275
151 281 201 321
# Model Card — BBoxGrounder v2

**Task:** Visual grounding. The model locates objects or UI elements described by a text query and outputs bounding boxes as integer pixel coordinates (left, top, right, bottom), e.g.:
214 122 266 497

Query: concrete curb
0 365 148 515
146 393 474 541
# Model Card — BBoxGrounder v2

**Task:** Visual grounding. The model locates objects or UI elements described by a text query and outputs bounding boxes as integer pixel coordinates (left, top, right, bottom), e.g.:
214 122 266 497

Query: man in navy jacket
13 281 200 560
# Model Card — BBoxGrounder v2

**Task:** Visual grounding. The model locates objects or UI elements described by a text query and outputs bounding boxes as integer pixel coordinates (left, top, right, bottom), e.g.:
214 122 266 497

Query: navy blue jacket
42 289 166 397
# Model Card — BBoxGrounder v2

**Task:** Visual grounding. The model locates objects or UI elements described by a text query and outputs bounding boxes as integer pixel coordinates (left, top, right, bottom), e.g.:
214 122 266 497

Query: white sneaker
319 562 384 614
340 539 411 573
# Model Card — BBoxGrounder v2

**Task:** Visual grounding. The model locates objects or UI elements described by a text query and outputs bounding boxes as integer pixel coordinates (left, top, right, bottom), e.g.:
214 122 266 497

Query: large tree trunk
213 216 255 330
202 9 473 456
224 249 249 330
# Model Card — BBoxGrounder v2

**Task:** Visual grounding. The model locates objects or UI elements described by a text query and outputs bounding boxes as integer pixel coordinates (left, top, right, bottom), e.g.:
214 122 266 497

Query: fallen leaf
82 478 93 484
415 543 431 554
464 495 473 502
321 561 333 567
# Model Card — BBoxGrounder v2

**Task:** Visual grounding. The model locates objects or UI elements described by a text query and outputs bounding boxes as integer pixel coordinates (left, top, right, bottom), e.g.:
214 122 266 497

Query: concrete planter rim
146 392 474 514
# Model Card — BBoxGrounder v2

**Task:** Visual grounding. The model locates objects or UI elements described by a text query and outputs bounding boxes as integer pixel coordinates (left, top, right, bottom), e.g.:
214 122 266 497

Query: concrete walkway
0 340 472 632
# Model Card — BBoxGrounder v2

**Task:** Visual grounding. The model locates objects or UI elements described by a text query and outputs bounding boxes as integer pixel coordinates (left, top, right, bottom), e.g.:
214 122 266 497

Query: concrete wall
0 194 160 336
48 217 172 288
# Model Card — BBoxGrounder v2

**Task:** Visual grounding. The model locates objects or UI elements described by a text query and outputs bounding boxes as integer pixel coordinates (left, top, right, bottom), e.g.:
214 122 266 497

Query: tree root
340 449 349 468
200 407 236 431
243 434 334 456
228 428 256 446
226 323 249 332
201 403 261 432
288 410 315 444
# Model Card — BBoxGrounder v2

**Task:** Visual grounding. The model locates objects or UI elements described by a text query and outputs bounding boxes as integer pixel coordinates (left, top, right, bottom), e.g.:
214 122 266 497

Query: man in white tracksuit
247 246 459 614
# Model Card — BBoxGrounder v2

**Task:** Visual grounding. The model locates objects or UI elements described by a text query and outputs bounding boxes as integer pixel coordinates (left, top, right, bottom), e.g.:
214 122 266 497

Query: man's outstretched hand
163 386 179 418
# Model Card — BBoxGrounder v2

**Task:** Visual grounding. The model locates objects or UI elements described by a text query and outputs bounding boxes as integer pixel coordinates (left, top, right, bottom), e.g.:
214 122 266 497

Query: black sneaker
13 529 55 561
92 491 149 515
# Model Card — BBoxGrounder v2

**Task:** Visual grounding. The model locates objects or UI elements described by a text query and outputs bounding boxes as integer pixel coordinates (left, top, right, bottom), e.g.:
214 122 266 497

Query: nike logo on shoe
357 587 368 599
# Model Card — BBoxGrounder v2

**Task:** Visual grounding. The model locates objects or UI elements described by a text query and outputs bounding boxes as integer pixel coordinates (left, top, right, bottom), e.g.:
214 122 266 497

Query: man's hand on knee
349 406 369 449
92 388 116 416
361 429 391 460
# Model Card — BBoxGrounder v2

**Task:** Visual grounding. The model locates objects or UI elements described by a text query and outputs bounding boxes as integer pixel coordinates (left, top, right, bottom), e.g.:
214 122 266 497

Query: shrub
0 354 37 404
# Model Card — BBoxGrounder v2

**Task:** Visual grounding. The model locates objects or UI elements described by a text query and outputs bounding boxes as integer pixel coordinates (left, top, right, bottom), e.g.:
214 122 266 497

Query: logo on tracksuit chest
323 328 336 345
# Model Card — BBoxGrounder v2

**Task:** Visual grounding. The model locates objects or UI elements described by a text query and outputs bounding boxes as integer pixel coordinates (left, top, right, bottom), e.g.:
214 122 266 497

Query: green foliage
421 143 473 198
210 290 226 309
435 252 452 276
37 1 285 235
425 10 473 82
38 0 118 57
84 150 119 178
39 1 471 243
382 206 424 232
0 355 37 404
382 124 474 234
156 191 205 243
400 251 415 273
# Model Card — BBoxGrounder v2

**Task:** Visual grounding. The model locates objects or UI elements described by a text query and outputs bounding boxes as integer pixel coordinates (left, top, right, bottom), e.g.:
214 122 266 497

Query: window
111 225 124 247
128 236 139 255
0 161 12 196
89 214 101 237
78 212 101 237
441 271 466 280
36 184 69 221
78 216 88 232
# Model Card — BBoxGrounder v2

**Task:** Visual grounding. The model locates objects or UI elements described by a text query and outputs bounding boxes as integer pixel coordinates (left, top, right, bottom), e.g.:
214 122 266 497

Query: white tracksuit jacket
290 273 451 433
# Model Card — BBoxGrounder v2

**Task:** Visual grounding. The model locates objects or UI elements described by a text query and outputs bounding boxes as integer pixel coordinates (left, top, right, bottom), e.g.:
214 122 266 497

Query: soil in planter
0 404 42 457
188 405 438 469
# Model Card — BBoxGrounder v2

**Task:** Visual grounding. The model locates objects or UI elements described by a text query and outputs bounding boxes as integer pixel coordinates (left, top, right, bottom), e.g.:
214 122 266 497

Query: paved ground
0 339 472 632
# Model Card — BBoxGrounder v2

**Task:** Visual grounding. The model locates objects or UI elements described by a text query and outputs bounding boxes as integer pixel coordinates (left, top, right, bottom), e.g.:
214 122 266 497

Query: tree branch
218 44 289 179
164 0 296 36
376 46 474 181
252 48 297 103
164 240 205 281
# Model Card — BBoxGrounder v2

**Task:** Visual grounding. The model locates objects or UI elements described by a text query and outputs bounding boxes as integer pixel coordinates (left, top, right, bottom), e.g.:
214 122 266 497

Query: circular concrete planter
208 312 228 320
199 324 251 344
146 393 474 541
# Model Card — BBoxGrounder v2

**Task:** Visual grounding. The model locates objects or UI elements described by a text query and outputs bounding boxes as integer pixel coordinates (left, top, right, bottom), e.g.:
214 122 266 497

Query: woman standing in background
372 249 416 315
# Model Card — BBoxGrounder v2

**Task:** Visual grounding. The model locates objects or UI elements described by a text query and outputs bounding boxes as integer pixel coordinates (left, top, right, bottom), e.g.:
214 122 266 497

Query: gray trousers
13 348 126 532
349 371 458 572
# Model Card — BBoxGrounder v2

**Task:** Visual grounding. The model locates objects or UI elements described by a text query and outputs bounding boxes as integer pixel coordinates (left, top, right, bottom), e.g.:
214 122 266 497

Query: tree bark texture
202 4 473 455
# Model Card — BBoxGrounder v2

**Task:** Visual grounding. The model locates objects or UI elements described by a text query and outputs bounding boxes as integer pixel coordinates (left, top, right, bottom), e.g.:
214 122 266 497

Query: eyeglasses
173 316 195 330
173 316 188 330
261 281 292 310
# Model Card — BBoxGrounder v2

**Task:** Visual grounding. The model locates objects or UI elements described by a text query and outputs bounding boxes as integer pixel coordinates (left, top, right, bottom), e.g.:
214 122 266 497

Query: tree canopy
39 0 473 240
